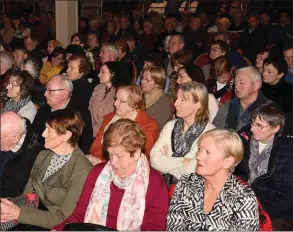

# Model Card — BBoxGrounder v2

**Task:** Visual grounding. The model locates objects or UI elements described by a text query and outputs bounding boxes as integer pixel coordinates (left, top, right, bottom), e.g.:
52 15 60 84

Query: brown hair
213 56 232 76
8 71 33 99
171 49 193 68
142 66 166 89
68 55 90 76
103 119 146 156
118 84 145 110
114 40 130 54
178 82 209 122
47 109 84 147
251 101 285 133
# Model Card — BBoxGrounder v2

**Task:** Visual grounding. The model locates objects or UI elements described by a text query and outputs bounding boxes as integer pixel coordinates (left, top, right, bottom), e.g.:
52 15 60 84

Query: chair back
194 53 210 68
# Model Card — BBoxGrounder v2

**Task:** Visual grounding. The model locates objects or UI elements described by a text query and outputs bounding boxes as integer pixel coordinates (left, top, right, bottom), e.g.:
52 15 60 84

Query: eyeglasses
7 82 20 88
45 88 65 94
210 47 221 53
141 78 154 83
251 121 271 130
115 97 127 104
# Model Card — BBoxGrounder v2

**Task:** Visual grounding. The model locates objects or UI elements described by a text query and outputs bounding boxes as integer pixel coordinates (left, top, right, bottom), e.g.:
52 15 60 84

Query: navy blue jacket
235 131 293 218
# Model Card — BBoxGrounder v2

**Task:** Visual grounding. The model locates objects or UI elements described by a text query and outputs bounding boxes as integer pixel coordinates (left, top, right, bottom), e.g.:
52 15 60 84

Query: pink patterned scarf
84 154 150 230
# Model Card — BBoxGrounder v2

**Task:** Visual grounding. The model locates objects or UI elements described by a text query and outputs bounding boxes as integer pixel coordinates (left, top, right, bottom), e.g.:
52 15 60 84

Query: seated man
213 66 268 130
0 112 42 198
235 102 293 231
32 75 93 153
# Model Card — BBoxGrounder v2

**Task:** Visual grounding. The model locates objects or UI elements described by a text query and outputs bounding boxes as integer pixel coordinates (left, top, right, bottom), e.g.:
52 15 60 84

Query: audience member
99 43 119 64
167 129 259 230
24 35 44 68
283 46 293 84
12 48 28 72
89 61 125 136
236 102 293 230
53 119 169 231
43 39 62 63
40 47 65 85
32 75 93 153
176 65 219 121
139 18 157 56
0 112 42 198
150 82 215 189
0 51 13 105
0 109 93 230
141 66 173 130
2 71 37 123
86 32 100 71
213 66 267 130
89 85 159 163
255 49 270 74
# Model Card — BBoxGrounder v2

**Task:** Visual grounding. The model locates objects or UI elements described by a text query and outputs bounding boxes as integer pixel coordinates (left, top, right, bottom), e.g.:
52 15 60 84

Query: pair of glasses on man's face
250 121 270 130
45 88 65 94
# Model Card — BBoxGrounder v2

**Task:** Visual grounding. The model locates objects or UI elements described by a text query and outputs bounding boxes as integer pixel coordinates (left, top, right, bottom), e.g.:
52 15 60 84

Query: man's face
190 17 201 31
24 38 37 52
260 14 270 25
164 18 174 32
89 19 101 31
120 17 129 30
99 46 111 64
143 22 153 35
284 48 293 70
168 36 184 55
280 13 290 26
0 128 19 152
13 50 27 67
248 17 258 30
234 71 258 100
44 78 69 109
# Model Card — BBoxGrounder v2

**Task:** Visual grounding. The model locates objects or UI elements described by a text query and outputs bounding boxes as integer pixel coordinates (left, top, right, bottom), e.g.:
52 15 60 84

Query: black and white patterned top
42 153 72 182
167 173 259 231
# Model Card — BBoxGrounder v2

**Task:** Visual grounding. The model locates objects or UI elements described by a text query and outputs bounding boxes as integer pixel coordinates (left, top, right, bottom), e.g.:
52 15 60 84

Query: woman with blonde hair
167 128 259 231
141 66 173 130
42 39 62 63
89 85 159 164
150 82 215 190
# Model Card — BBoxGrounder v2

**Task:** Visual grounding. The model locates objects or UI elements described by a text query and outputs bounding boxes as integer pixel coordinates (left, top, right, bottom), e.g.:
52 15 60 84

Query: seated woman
150 82 215 188
22 58 46 107
66 55 95 111
167 128 259 231
89 85 159 163
89 61 125 137
141 66 173 130
40 47 66 85
2 71 37 123
235 102 293 230
207 56 234 106
53 119 169 231
0 109 93 230
42 40 62 64
176 65 219 122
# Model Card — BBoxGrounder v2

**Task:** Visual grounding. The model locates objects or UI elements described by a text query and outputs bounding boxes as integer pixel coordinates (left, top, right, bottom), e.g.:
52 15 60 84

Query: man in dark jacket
235 102 293 231
32 75 93 153
0 112 43 198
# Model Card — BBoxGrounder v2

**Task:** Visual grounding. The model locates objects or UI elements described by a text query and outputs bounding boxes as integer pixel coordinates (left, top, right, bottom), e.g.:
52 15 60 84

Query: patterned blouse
167 173 259 231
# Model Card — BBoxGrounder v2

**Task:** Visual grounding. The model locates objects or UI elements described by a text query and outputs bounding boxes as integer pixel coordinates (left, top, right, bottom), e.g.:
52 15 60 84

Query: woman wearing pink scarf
53 119 169 231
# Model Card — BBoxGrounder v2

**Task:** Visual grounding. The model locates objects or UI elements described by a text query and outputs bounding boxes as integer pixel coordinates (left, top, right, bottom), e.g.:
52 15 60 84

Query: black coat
235 131 293 219
0 124 43 198
32 100 93 153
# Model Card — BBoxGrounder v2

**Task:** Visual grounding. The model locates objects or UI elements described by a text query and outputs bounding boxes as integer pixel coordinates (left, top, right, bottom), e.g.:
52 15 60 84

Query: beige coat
16 147 93 229
89 84 116 137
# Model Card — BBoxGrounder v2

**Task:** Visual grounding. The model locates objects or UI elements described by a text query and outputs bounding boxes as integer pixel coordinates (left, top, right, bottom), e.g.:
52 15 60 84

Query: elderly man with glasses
32 75 93 153
235 102 293 231
0 111 42 198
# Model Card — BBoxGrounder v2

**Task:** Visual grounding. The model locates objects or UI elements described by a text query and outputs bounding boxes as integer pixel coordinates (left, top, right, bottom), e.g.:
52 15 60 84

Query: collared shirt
51 100 70 112
11 133 26 153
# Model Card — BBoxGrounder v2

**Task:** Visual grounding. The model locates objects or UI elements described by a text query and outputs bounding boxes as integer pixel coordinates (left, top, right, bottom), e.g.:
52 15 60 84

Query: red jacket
53 163 169 231
89 110 159 161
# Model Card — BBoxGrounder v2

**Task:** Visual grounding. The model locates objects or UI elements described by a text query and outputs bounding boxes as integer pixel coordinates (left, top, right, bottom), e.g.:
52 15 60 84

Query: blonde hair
178 82 209 122
214 56 232 76
142 66 166 89
197 128 244 172
48 40 62 49
118 84 145 111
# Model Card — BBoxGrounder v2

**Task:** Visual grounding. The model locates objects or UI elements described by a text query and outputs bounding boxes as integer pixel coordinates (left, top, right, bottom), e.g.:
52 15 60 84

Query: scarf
84 154 150 231
163 118 207 187
2 96 31 113
145 88 163 110
248 137 274 184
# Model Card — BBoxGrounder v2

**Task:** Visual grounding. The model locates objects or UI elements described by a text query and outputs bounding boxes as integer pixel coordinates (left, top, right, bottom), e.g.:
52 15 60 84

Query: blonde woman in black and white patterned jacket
167 128 259 231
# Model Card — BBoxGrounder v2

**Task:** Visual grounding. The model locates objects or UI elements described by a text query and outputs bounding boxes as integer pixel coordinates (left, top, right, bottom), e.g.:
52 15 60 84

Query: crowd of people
0 0 293 231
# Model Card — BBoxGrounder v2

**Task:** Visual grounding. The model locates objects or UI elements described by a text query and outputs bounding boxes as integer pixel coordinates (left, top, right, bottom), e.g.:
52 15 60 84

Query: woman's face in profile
6 76 21 101
42 123 66 150
174 89 199 120
114 89 134 118
196 136 229 177
176 68 192 85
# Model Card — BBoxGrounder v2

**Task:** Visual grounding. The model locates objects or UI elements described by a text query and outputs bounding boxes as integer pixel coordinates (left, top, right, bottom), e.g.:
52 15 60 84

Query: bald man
0 112 42 197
